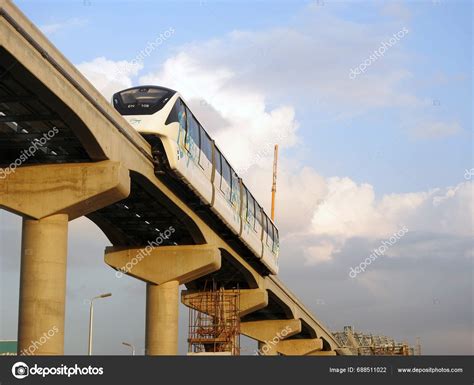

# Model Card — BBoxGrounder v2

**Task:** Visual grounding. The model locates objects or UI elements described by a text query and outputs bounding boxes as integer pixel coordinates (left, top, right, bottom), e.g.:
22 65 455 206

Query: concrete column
145 280 179 355
17 214 68 355
106 245 221 355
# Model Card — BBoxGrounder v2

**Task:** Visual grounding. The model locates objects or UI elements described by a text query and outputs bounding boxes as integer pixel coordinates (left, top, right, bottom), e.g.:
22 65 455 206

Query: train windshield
113 86 176 115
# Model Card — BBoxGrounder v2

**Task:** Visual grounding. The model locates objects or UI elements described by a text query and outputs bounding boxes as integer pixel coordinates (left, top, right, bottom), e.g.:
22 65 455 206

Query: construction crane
271 144 278 221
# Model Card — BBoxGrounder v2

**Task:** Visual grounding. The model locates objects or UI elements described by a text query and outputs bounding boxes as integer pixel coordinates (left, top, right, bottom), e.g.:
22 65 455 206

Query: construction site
332 326 421 356
187 283 241 356
183 281 421 356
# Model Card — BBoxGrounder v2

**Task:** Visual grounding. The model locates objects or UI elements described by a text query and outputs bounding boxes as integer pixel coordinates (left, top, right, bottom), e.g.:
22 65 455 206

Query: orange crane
271 144 278 221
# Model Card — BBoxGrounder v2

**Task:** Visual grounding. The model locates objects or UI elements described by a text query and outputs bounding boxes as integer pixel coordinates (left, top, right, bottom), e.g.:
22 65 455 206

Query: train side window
199 126 213 166
220 157 232 199
215 148 222 182
263 215 272 246
273 226 279 251
165 98 186 127
247 192 255 226
230 169 239 207
268 221 274 247
185 107 200 152
264 216 270 245
242 187 248 219
255 203 262 231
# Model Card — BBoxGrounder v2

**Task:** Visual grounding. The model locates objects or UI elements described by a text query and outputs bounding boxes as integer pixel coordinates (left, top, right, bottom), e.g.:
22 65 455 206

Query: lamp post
88 293 112 355
122 341 136 356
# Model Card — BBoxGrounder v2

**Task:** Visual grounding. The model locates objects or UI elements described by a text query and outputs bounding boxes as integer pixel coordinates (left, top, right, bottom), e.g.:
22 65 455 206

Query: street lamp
122 341 136 356
88 293 112 355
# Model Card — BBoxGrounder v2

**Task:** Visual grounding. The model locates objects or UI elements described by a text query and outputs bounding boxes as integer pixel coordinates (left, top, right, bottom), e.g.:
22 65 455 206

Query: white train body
112 86 279 274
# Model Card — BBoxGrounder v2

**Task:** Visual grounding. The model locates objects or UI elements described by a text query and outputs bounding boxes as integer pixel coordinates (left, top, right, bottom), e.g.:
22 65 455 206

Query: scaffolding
332 326 419 356
187 284 240 356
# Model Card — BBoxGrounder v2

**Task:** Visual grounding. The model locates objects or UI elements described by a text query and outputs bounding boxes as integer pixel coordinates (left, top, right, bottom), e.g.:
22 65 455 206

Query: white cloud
76 57 143 101
411 120 462 139
311 177 393 239
139 53 298 171
380 2 412 21
233 154 472 265
40 18 87 35
304 241 339 264
152 15 419 117
245 163 327 234
311 180 472 263
312 179 472 240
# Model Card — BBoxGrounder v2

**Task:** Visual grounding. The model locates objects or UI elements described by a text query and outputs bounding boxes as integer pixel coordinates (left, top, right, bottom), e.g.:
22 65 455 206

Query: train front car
112 85 279 275
112 85 214 205
112 86 176 164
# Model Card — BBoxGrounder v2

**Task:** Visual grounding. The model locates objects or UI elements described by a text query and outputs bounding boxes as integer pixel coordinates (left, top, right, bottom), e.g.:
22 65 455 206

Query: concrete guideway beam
0 161 130 219
0 2 150 164
104 245 221 285
181 288 268 318
264 276 342 352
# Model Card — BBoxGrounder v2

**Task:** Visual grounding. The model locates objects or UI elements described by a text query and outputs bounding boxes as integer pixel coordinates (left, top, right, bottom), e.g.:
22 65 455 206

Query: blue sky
1 0 472 355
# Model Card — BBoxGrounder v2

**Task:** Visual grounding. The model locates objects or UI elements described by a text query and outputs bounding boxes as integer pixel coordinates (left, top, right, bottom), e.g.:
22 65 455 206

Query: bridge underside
0 48 100 164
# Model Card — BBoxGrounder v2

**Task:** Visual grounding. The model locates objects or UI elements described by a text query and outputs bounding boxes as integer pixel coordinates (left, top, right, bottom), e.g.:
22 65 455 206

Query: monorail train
112 86 279 274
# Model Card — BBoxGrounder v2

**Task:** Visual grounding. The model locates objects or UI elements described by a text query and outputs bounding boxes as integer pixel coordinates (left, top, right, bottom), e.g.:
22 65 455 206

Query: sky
0 0 473 355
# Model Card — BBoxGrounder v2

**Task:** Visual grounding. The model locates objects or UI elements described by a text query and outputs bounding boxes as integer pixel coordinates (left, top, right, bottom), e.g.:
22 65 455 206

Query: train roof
114 85 177 95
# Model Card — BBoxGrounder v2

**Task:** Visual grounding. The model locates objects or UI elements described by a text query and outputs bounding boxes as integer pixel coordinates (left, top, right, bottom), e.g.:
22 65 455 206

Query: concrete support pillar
17 214 68 355
145 280 179 355
106 245 221 356
0 161 130 355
